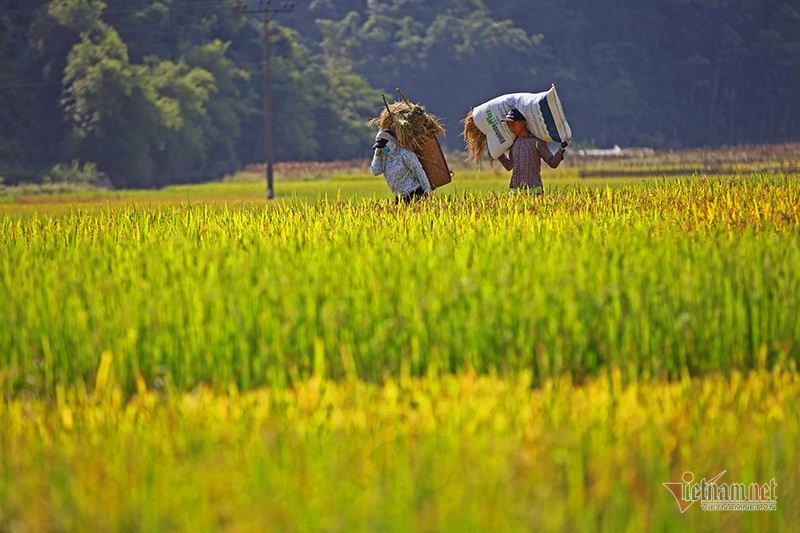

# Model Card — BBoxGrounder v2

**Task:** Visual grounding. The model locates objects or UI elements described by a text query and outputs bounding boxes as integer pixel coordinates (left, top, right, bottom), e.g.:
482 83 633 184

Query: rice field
2 173 799 531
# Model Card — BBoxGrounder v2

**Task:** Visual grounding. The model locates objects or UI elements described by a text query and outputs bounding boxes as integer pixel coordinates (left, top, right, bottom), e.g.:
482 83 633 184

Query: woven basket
415 136 452 189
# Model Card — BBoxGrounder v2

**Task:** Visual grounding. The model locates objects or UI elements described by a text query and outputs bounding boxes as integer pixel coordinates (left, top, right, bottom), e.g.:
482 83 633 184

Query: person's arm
405 151 433 193
497 151 513 171
538 139 565 169
370 150 385 176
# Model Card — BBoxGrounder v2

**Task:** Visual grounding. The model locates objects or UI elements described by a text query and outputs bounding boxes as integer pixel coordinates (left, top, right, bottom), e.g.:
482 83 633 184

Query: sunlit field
0 168 640 218
2 170 799 531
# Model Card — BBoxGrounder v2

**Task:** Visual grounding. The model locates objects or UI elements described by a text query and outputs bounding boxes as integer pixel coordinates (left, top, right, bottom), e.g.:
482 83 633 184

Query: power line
1 1 238 18
0 81 62 89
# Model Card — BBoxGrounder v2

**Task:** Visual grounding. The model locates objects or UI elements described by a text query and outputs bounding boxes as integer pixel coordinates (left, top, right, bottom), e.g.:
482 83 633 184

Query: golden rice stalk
369 101 445 152
461 109 488 164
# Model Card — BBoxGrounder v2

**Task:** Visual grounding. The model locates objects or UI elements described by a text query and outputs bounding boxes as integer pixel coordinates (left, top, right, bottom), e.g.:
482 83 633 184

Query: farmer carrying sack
472 85 572 159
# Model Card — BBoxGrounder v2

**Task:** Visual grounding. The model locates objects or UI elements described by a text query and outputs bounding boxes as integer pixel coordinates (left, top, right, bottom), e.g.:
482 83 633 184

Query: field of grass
2 171 799 531
0 167 645 218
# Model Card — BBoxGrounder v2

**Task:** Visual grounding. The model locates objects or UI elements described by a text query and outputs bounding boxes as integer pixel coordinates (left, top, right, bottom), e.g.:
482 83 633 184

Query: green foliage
44 159 98 184
264 25 382 161
61 20 242 186
63 28 135 136
46 0 106 34
2 0 799 186
62 27 157 186
308 0 800 149
184 40 253 176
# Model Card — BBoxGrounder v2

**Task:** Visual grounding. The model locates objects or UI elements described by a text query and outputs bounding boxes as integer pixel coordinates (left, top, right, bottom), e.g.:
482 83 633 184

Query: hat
372 129 398 149
500 108 526 122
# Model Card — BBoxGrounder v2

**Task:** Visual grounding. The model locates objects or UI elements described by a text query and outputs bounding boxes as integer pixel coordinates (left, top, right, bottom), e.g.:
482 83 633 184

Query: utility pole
236 1 294 199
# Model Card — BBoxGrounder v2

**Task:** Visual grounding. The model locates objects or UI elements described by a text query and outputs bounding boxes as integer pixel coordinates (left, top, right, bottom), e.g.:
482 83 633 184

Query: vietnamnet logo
663 470 777 512
485 109 507 144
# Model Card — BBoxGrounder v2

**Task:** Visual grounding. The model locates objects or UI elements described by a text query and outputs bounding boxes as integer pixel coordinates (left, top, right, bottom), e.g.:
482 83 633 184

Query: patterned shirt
371 145 432 197
497 135 564 191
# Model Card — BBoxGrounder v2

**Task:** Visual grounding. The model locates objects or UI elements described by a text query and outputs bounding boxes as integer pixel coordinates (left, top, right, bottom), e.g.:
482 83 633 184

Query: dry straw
370 95 445 152
461 109 488 164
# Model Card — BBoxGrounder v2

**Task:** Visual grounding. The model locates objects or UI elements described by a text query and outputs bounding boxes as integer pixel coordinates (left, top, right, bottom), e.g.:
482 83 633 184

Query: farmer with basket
371 128 433 204
497 108 570 196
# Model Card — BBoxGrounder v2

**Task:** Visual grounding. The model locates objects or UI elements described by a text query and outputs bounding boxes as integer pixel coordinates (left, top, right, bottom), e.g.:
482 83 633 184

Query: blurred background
1 0 798 188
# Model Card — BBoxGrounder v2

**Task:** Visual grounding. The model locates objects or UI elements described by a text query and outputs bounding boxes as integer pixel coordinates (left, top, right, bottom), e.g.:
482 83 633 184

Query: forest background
1 0 798 187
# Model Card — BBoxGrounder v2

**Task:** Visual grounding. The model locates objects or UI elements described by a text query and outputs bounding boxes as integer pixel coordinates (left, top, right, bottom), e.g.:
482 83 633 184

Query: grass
3 175 799 394
2 171 799 531
1 166 692 218
2 371 796 532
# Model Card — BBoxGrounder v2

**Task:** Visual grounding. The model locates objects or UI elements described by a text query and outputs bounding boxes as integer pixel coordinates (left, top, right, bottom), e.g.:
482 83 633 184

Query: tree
63 23 224 186
184 39 255 176
63 27 158 185
266 24 382 161
315 7 546 150
3 0 800 186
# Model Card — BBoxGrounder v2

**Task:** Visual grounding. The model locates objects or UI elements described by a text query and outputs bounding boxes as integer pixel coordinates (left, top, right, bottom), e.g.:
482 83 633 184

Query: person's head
373 129 398 153
501 108 528 137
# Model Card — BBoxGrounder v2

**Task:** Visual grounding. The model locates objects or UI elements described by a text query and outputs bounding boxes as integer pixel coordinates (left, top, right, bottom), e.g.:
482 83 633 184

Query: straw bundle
461 109 488 164
370 100 445 152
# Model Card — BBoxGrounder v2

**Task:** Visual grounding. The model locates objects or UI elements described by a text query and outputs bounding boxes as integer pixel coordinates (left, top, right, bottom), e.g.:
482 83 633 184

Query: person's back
370 129 432 203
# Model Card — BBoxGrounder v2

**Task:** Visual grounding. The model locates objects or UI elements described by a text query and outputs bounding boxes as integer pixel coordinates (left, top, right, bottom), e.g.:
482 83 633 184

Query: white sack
472 85 572 159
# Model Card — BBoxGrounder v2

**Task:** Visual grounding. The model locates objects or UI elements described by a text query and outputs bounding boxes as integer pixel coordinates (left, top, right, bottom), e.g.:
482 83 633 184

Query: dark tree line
1 0 798 187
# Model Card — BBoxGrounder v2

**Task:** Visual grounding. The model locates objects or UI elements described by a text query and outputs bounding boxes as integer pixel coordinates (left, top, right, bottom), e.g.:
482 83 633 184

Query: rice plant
1 173 799 531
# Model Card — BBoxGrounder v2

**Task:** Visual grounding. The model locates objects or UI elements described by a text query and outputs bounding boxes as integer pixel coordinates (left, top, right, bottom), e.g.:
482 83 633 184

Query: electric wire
1 1 242 18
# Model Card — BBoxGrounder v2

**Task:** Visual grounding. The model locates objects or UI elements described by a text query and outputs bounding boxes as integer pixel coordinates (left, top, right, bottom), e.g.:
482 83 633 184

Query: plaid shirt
497 135 564 191
371 145 432 197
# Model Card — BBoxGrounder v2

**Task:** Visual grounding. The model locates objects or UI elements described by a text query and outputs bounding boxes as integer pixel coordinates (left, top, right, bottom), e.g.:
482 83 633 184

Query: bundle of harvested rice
371 89 453 189
370 98 445 152
461 109 488 164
